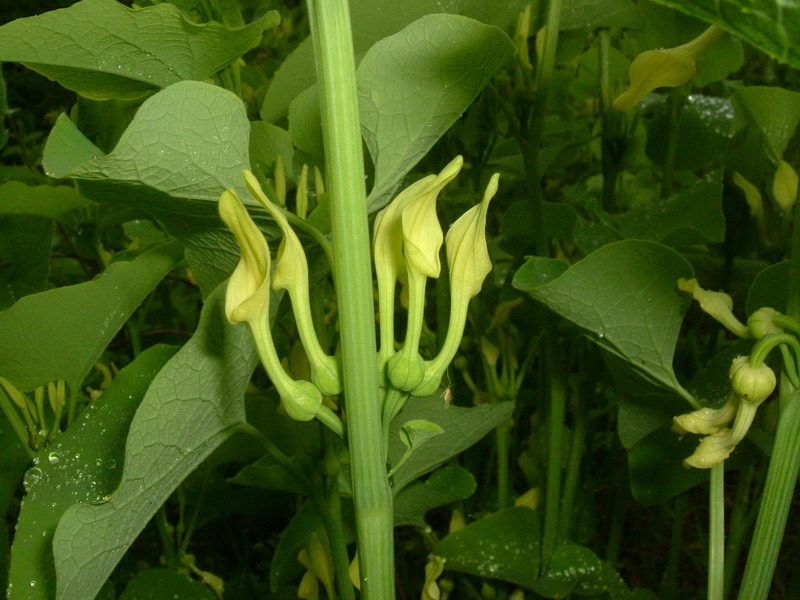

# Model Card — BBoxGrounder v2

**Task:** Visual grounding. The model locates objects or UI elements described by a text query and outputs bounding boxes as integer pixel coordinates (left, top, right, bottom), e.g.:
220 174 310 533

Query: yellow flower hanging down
613 25 724 111
677 278 750 338
219 189 323 422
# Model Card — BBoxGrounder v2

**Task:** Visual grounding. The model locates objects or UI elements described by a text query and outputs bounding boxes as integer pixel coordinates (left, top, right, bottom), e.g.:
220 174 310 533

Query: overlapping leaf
52 284 256 600
0 240 182 392
0 0 278 100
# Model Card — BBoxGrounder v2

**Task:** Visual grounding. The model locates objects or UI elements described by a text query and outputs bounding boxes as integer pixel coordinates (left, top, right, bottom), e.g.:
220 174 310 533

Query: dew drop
48 452 61 464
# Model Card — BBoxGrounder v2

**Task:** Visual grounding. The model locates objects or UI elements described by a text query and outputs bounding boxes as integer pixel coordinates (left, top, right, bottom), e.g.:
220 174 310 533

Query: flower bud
514 487 540 511
773 160 798 213
678 278 750 338
730 356 776 405
733 172 763 218
674 393 738 435
748 307 784 339
683 429 735 469
387 348 426 392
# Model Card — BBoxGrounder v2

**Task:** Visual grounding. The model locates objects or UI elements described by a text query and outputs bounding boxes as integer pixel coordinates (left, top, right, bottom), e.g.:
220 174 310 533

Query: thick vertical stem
709 464 725 600
737 392 800 600
305 1 394 598
558 391 586 541
661 493 687 600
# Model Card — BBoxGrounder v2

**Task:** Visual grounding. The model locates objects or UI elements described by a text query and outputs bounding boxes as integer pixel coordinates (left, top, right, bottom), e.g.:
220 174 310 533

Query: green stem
660 88 687 200
495 420 511 510
306 1 394 598
558 391 586 541
522 0 563 256
709 464 725 600
661 493 687 600
737 391 800 600
542 333 567 563
598 29 619 211
787 192 800 320
724 465 755 600
155 506 178 569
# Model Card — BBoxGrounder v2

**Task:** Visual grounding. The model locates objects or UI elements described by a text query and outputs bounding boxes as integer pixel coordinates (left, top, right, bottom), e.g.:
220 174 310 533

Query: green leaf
529 544 629 598
746 261 788 315
42 81 251 295
7 346 177 600
270 501 322 591
0 182 93 219
388 397 513 492
399 419 445 450
52 283 256 600
228 455 305 495
514 241 694 396
434 507 541 588
649 0 800 71
261 0 502 123
288 86 324 162
560 0 644 30
0 240 183 392
732 86 800 162
645 97 734 170
0 66 7 151
359 14 515 210
574 175 725 253
119 568 215 600
0 0 278 100
0 215 53 310
394 464 476 527
0 416 29 517
250 122 295 181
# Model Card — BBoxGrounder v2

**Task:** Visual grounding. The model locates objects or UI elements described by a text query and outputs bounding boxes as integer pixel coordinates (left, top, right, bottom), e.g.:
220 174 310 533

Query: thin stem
521 0 563 256
495 420 511 510
0 387 35 459
709 463 725 600
558 391 586 541
724 465 755 599
661 493 687 600
660 88 687 200
787 191 800 320
155 506 178 569
542 332 567 563
598 29 619 211
737 391 800 600
306 1 394 598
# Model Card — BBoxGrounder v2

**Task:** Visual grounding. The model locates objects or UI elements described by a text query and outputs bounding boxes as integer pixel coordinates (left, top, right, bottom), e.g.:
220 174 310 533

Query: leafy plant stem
306 0 394 597
737 391 800 600
155 505 178 569
495 420 511 510
660 87 687 200
521 0 563 256
322 436 356 600
724 464 755 600
542 332 567 564
598 28 619 211
558 390 586 541
709 463 725 600
661 493 687 600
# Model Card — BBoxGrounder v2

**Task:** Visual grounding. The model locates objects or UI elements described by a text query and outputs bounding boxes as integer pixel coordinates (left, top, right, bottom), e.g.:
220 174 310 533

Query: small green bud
281 379 323 421
773 160 798 213
387 348 426 392
748 307 784 339
733 172 763 218
730 356 776 405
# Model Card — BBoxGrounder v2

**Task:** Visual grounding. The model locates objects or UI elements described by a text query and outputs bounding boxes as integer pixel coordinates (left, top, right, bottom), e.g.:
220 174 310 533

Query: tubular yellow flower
613 25 724 111
412 173 498 397
242 170 341 396
218 189 271 324
674 393 738 436
422 556 445 600
678 278 750 338
219 186 325 423
733 172 764 218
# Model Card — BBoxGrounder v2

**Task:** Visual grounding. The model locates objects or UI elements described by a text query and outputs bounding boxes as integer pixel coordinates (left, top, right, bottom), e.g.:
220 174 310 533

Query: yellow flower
678 278 750 338
613 25 724 111
673 393 738 436
422 556 445 600
218 190 271 324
